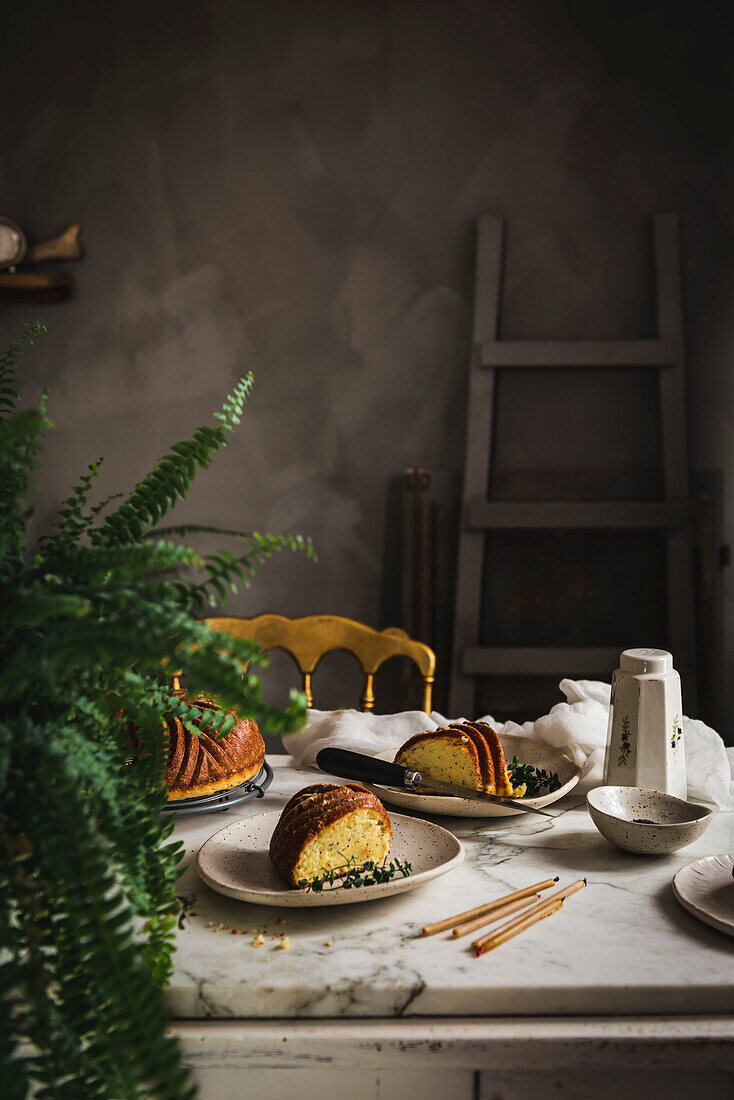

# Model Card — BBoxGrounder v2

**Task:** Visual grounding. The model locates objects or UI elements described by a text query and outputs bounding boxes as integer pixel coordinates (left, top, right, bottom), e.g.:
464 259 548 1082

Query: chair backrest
204 614 436 714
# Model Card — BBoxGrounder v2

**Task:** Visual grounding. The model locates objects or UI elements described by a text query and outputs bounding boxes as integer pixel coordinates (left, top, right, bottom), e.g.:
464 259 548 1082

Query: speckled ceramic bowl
586 786 714 854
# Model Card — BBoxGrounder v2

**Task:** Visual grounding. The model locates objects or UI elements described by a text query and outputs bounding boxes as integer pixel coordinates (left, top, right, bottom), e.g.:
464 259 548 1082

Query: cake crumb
277 936 290 950
206 921 216 927
253 934 265 947
324 940 333 947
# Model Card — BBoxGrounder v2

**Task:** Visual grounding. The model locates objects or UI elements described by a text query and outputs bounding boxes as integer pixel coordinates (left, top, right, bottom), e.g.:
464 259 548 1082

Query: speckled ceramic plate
366 736 581 817
673 854 734 937
196 810 464 907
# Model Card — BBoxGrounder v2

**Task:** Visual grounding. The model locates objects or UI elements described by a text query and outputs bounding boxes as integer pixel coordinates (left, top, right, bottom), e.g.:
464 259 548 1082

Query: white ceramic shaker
603 648 687 798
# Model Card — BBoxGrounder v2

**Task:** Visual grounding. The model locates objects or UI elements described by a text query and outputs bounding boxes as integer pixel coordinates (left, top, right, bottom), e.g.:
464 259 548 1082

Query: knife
315 747 556 818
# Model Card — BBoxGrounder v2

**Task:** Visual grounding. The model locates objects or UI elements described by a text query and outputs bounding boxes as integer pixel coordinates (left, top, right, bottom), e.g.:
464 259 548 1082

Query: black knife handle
315 747 417 789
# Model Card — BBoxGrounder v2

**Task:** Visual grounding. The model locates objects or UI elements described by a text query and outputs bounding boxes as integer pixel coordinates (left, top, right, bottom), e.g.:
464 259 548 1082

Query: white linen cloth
282 679 734 809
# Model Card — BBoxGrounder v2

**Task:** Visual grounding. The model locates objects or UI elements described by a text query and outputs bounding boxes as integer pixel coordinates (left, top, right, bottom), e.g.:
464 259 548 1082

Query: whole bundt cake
164 693 265 801
394 721 525 797
269 783 392 887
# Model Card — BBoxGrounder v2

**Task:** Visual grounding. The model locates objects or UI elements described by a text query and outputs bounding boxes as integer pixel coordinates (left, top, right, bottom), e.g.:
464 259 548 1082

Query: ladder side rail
654 213 698 708
450 215 504 717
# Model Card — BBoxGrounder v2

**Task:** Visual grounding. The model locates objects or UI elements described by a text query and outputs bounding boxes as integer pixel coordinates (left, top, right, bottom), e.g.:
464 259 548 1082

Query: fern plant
0 325 314 1099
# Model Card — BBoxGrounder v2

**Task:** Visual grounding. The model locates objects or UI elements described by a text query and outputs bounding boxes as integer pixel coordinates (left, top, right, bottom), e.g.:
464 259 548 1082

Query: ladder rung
464 645 690 677
463 647 621 677
480 339 677 368
466 500 685 530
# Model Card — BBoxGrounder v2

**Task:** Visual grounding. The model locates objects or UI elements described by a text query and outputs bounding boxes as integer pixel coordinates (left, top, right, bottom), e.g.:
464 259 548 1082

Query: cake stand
161 760 273 818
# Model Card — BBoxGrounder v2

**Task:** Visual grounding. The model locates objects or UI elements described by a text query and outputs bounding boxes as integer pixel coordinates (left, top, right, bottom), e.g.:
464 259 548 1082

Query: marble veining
164 759 734 1020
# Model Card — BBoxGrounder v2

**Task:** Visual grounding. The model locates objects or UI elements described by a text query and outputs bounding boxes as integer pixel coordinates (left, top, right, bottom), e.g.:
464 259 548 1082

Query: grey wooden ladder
449 213 697 717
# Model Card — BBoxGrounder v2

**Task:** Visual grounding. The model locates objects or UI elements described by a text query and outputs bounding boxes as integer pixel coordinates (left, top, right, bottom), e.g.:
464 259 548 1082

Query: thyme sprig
507 755 562 798
297 854 412 893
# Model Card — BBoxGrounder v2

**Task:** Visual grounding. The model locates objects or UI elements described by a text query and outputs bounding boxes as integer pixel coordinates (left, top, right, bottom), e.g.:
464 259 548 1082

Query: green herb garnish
507 755 562 798
297 855 412 893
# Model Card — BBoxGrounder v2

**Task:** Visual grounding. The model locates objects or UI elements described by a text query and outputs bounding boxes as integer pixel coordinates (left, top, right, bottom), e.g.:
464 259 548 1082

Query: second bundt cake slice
270 783 392 888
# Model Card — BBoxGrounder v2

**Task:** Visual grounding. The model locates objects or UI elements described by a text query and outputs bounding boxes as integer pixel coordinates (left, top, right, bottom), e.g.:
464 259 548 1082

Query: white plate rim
196 809 465 907
365 736 581 817
672 853 734 937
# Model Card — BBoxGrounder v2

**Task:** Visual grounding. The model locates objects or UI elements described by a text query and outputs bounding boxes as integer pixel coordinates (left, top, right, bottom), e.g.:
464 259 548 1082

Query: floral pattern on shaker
617 715 632 767
671 715 682 754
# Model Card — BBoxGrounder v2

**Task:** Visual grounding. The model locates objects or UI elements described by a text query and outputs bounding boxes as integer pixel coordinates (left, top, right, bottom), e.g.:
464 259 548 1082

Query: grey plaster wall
2 1 732 728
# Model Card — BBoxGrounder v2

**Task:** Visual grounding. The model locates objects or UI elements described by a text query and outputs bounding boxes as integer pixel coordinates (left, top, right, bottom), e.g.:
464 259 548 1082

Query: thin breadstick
472 878 586 954
549 877 586 902
474 897 564 955
421 877 559 937
451 894 541 937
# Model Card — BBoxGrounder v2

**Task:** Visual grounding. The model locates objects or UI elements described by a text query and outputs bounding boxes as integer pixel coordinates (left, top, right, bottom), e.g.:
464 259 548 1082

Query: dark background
2 1 732 732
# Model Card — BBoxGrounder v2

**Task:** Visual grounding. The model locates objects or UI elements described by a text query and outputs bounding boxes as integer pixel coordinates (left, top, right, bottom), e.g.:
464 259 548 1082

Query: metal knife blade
412 775 555 817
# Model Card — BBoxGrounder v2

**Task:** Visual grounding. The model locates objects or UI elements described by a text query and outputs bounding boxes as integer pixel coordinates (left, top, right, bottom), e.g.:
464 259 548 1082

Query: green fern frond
87 489 125 521
97 375 254 547
1 340 311 1099
40 539 205 584
146 523 255 540
6 731 195 1099
0 322 47 417
0 590 92 632
190 533 317 611
45 457 104 543
0 398 53 574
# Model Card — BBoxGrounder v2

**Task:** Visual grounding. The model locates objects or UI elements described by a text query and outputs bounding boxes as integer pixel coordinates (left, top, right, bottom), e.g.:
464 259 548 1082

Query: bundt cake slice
394 727 487 791
165 693 265 801
270 783 392 888
394 722 525 797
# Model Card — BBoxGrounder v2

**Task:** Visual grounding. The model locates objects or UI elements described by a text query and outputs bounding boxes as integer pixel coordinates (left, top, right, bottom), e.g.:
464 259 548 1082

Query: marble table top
164 758 734 1019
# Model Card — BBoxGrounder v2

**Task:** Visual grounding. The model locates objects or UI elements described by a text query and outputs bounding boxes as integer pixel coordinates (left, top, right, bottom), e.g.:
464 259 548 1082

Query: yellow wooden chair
203 614 436 714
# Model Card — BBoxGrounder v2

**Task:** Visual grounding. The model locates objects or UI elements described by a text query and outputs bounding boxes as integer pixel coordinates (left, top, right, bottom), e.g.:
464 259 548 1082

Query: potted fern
0 325 313 1099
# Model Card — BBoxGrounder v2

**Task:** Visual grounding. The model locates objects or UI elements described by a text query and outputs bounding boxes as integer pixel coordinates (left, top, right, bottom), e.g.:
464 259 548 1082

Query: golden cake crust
269 783 392 887
448 722 496 790
470 720 514 795
164 694 265 801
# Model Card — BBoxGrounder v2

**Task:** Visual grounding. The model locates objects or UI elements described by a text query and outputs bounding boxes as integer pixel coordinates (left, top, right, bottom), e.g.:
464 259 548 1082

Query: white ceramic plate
366 735 581 817
673 854 734 937
196 809 464 907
